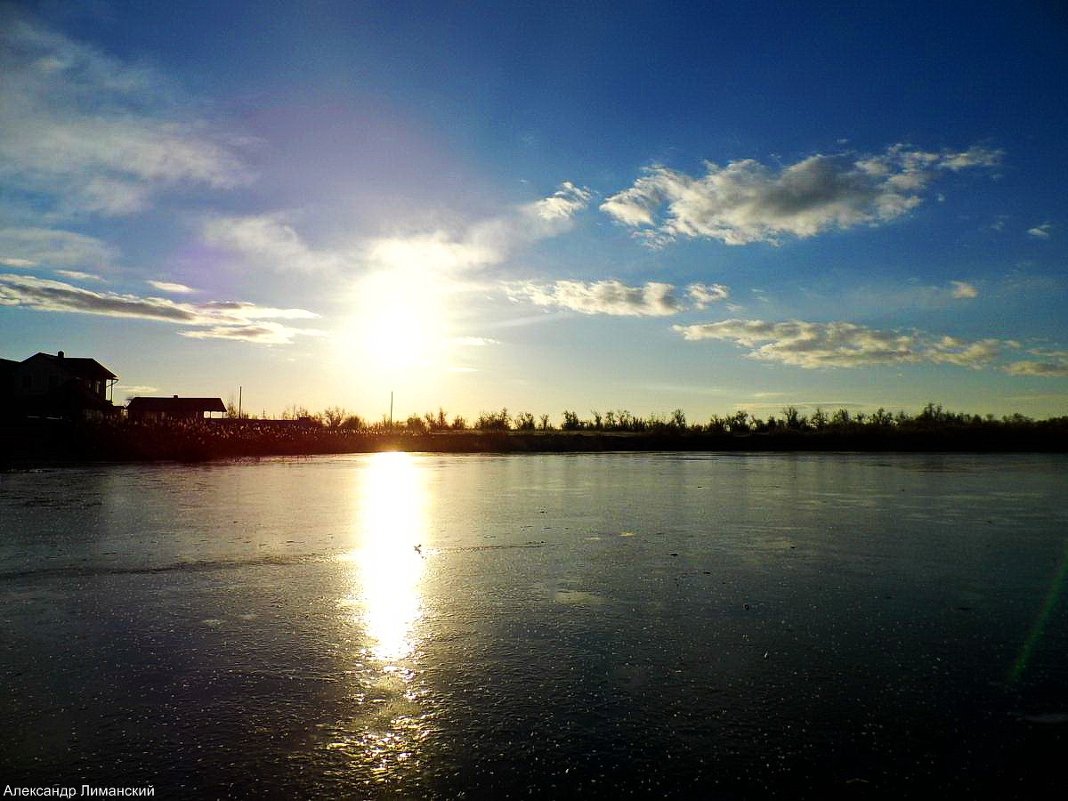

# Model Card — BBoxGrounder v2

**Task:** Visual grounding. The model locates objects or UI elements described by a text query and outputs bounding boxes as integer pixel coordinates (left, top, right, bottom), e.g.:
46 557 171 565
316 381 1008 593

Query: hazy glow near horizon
0 2 1065 419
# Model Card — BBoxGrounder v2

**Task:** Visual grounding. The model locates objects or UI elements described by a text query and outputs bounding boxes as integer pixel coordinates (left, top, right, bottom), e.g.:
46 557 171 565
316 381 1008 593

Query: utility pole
389 391 394 430
238 386 242 419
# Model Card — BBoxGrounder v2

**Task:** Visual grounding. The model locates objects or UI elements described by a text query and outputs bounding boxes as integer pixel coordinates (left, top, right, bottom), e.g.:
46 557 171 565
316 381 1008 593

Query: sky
2 0 1067 422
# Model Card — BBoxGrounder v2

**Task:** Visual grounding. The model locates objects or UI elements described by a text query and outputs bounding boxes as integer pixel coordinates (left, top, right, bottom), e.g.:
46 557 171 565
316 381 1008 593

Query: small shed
127 395 227 422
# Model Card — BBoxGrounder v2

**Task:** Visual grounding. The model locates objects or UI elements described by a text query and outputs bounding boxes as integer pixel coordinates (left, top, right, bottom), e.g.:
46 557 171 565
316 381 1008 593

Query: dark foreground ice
1 452 1066 799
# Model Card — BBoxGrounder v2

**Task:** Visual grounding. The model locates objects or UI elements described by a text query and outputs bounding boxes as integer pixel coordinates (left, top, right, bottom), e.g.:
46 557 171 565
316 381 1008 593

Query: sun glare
346 270 450 376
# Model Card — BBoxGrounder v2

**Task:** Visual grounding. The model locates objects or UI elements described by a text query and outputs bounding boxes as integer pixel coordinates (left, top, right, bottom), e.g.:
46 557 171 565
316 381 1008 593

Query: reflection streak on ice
331 452 431 782
343 451 428 663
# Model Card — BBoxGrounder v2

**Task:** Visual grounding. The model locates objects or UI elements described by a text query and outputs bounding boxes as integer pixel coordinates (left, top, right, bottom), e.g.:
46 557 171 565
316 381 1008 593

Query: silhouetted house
0 359 16 394
127 395 227 422
2 351 118 419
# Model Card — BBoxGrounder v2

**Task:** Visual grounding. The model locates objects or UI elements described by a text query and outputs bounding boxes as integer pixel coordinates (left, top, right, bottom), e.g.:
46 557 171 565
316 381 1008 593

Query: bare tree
321 406 347 428
515 411 536 430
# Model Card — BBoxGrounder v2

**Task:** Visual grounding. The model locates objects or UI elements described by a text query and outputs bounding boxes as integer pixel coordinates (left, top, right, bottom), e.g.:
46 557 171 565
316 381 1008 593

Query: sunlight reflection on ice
341 451 428 663
331 451 432 784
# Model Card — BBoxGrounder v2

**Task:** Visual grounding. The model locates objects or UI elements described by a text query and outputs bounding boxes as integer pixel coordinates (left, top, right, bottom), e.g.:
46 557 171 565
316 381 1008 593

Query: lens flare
1010 539 1068 682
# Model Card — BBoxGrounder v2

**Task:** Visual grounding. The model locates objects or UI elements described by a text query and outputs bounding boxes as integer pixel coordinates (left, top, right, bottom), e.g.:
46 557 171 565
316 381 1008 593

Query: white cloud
1004 360 1068 378
673 318 1007 370
0 227 116 267
203 214 345 273
937 146 1002 171
147 280 196 294
688 282 730 308
0 14 248 217
362 182 591 278
1027 223 1053 239
1004 349 1068 378
116 384 160 398
927 336 1003 367
196 300 317 320
180 322 320 345
205 186 585 279
509 279 682 316
530 182 593 221
950 280 979 299
366 232 498 273
602 144 1001 246
0 273 319 344
56 269 104 282
509 278 733 317
464 182 590 259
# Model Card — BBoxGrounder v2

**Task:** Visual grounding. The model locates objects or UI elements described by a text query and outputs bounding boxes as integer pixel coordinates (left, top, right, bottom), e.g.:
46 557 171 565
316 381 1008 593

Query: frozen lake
2 452 1066 798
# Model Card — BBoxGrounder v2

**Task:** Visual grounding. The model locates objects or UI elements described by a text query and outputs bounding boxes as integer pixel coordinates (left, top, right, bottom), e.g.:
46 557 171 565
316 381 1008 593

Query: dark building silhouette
1 351 118 419
127 396 227 422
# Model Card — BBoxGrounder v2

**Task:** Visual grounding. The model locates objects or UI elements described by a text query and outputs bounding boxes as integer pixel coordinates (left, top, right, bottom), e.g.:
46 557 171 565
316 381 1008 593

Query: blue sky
2 0 1066 420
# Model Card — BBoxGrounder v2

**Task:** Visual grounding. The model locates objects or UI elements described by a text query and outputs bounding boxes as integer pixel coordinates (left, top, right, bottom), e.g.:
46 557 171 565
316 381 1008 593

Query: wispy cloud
673 318 1008 370
180 323 315 344
203 183 593 279
928 336 1003 367
368 182 592 275
365 231 497 273
938 146 1002 171
1004 361 1068 378
116 384 160 399
146 280 196 294
0 13 248 217
1004 349 1068 378
0 227 116 268
834 279 986 317
950 280 979 299
602 144 1001 246
0 273 320 344
202 214 345 273
0 257 37 268
206 183 592 279
56 269 104 282
530 181 593 222
195 300 318 320
1027 223 1053 239
509 279 730 317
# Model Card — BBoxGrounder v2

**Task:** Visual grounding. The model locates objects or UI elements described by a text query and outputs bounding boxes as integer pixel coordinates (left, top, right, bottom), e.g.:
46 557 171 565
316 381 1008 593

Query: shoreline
3 417 1067 468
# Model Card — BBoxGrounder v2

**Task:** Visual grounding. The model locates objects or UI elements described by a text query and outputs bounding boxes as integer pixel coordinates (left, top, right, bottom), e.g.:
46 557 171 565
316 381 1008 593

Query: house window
49 375 58 389
22 375 32 389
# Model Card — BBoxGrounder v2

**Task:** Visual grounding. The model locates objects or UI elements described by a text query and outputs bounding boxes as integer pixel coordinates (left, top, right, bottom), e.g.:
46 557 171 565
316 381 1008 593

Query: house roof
25 352 117 380
127 396 227 414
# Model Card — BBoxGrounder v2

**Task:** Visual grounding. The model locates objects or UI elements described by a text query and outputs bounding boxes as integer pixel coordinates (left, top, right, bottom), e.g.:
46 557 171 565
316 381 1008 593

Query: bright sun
344 269 450 377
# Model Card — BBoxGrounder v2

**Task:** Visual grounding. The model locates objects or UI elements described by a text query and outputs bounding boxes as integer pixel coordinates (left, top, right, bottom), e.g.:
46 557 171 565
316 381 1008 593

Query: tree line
226 402 1065 435
7 401 1064 466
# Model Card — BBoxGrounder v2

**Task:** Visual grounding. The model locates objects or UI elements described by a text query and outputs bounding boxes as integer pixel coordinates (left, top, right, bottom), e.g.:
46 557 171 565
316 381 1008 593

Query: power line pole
389 391 394 429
